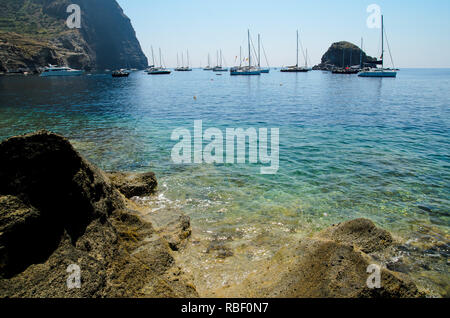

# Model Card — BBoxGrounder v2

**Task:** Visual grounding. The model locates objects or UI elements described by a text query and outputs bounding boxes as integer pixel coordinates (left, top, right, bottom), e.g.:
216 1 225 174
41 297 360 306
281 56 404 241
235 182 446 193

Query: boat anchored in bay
230 30 261 76
40 65 83 77
147 47 171 75
358 15 397 78
281 30 310 73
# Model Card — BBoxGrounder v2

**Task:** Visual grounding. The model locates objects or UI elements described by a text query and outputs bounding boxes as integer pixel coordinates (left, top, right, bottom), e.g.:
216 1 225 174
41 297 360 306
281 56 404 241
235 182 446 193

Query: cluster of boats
38 16 396 79
331 15 397 77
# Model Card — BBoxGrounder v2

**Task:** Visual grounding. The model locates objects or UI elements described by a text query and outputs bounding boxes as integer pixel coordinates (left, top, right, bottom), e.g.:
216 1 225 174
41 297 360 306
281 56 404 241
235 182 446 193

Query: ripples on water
0 69 449 295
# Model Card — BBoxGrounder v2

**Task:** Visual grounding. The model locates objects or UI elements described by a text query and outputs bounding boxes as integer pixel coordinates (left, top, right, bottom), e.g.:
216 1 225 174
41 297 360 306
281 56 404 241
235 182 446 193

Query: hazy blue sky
117 0 450 68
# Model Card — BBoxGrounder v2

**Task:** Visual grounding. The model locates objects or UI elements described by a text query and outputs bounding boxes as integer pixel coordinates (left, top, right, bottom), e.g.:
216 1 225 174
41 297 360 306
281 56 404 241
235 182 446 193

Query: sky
117 0 450 68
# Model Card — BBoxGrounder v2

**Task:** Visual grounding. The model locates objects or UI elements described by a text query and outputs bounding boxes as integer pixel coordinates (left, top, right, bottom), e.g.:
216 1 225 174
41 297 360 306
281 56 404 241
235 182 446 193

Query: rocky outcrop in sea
0 0 148 73
313 41 378 71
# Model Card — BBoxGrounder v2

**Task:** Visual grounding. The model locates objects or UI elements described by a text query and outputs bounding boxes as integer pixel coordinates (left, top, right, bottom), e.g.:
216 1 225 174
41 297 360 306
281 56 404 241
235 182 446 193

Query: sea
0 68 448 296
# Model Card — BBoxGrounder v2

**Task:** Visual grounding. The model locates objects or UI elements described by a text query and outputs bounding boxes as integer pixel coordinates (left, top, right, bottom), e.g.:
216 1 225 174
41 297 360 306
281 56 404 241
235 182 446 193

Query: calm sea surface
1 69 449 294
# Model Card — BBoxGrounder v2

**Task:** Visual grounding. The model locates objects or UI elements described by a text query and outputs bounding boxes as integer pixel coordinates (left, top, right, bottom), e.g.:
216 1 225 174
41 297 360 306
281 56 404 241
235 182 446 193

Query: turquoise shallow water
0 69 449 294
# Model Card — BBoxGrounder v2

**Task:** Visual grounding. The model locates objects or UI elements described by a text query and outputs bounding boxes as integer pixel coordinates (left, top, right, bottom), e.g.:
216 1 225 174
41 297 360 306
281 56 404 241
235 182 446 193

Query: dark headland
0 0 148 73
0 131 425 298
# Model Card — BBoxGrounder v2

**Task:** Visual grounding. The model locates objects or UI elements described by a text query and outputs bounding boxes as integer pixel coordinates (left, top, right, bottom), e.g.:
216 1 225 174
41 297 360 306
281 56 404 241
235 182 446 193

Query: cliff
0 0 148 72
313 41 378 70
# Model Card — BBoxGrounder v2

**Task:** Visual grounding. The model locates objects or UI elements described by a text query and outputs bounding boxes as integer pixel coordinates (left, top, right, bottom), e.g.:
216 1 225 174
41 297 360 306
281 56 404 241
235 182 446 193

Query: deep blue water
0 69 449 240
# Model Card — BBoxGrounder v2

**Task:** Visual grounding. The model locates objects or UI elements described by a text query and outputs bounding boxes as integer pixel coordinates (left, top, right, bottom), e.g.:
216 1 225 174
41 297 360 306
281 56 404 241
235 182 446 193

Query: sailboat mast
258 34 261 68
349 48 352 67
248 30 251 68
305 49 308 68
159 48 162 67
381 15 384 69
151 46 155 67
360 37 363 68
296 30 299 67
187 50 190 68
240 46 242 67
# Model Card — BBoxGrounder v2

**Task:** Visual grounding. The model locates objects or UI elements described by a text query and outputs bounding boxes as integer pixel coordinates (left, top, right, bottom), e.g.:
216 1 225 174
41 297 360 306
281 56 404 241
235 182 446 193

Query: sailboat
258 34 270 74
281 30 310 72
230 30 261 76
175 50 192 71
213 50 228 72
203 53 213 70
358 15 397 78
147 47 171 75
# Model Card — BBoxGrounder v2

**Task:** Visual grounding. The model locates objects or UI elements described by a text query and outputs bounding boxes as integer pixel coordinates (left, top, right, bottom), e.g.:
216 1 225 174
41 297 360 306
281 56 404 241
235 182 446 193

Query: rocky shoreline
0 131 429 298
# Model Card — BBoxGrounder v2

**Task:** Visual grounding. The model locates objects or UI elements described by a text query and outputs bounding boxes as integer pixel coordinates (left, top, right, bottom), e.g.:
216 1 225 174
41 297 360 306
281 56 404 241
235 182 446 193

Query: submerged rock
222 219 422 298
318 218 393 253
0 131 197 297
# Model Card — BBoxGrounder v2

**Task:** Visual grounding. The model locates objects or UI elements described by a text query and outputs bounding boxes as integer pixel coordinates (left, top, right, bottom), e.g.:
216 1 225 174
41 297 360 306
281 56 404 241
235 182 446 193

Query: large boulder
0 131 197 297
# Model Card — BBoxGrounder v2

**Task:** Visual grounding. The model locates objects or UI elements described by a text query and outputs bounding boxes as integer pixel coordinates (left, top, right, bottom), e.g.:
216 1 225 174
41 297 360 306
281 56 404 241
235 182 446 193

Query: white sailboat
230 30 261 76
203 53 213 70
175 50 192 71
213 50 228 72
147 47 171 75
358 15 397 78
258 34 270 73
281 30 309 73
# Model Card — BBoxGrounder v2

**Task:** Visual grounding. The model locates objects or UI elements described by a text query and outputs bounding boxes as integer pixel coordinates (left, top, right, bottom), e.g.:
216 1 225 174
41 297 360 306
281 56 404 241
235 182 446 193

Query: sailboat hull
280 68 309 73
148 70 171 75
260 68 270 73
358 70 397 77
230 70 261 76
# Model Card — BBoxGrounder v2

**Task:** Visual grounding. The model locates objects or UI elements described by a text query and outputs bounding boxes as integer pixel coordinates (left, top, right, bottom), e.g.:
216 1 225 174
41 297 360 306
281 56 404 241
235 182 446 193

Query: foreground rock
0 131 197 297
219 219 423 298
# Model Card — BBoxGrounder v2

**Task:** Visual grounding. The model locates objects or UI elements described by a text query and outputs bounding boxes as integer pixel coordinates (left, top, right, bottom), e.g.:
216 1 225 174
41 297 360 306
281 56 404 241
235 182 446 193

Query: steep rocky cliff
0 0 148 72
313 41 378 70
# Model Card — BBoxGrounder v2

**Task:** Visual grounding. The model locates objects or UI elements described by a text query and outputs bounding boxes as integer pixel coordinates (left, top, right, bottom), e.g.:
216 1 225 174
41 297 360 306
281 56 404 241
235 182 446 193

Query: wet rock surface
0 131 197 297
214 219 423 298
106 172 157 199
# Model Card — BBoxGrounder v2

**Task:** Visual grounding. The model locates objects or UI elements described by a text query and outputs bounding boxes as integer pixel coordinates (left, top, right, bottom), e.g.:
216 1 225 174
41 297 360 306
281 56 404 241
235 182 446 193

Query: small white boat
40 65 83 77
